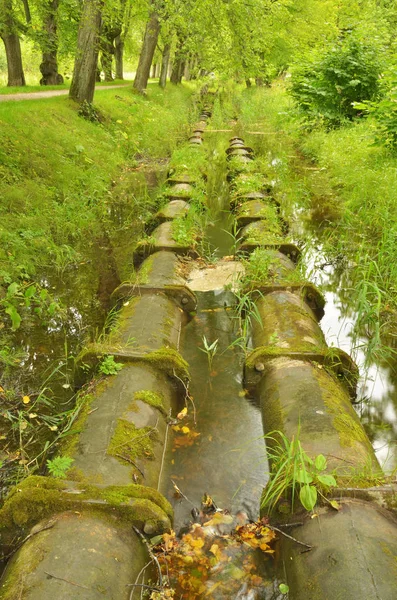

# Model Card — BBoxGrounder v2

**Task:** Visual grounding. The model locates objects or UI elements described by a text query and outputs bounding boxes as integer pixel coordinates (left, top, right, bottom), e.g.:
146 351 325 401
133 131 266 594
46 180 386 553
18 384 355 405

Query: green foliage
98 355 124 376
46 455 74 479
262 431 337 513
354 71 397 150
290 33 383 126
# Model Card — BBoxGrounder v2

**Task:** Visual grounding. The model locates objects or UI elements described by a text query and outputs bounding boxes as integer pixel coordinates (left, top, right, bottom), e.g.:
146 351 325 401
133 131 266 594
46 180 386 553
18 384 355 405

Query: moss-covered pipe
0 511 150 600
251 291 326 352
280 499 397 600
0 95 212 598
232 132 397 598
257 357 378 474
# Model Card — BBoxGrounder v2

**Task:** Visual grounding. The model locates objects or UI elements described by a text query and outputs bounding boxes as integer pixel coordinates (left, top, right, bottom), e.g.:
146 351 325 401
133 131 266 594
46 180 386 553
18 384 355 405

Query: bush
354 72 397 151
290 33 382 126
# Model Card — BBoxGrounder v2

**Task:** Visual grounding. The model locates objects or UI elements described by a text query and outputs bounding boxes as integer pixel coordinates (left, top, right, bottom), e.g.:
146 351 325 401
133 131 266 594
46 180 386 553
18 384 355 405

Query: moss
59 379 111 458
107 419 156 465
0 476 172 540
140 347 190 383
312 367 377 466
134 390 165 414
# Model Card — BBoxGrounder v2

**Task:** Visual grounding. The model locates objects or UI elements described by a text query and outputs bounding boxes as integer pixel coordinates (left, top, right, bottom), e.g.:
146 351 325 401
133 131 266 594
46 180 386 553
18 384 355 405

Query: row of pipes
1 99 397 599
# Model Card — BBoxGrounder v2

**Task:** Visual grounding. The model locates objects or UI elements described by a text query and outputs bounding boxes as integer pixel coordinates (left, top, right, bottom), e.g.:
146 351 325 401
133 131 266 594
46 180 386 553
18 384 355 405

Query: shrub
290 33 382 126
354 72 397 150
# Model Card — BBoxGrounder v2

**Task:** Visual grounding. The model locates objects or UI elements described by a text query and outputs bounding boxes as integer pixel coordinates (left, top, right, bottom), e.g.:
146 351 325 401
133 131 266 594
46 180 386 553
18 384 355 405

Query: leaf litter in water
148 498 277 599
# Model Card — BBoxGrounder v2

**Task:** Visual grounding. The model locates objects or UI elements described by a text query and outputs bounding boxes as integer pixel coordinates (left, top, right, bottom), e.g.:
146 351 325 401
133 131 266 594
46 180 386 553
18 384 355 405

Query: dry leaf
177 407 188 420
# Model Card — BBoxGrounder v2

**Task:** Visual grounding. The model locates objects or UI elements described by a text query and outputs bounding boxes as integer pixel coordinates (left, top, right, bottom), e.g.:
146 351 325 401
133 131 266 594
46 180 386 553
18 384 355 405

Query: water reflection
302 243 397 473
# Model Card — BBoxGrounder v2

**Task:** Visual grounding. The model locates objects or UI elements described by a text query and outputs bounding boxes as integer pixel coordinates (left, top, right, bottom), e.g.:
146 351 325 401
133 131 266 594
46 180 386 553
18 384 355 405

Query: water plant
262 430 337 513
199 335 219 371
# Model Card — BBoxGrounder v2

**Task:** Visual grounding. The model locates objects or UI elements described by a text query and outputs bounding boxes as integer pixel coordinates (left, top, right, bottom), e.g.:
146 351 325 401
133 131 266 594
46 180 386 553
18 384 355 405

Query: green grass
236 83 397 353
0 79 132 95
0 83 195 321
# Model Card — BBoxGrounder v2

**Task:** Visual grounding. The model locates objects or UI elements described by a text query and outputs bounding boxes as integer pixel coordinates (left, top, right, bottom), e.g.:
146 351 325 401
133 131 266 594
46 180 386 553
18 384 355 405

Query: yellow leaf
22 395 30 404
330 500 340 511
172 425 181 432
177 407 187 420
181 426 190 434
49 425 58 431
0 385 4 393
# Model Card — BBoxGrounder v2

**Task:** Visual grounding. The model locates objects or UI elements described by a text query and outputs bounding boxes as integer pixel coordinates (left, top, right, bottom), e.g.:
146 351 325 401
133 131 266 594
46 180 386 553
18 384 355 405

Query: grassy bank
237 84 397 354
0 83 194 291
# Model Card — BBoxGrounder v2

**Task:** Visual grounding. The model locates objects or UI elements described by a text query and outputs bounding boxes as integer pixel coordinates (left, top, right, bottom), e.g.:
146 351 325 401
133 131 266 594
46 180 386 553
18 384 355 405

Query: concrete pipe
0 512 150 600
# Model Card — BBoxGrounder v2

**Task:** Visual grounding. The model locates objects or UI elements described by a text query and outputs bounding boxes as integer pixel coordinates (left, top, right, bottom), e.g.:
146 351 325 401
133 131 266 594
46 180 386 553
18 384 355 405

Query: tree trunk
133 11 160 93
115 34 124 79
0 0 26 86
170 37 185 85
40 0 64 85
159 42 170 88
1 33 25 86
100 24 116 82
70 0 102 103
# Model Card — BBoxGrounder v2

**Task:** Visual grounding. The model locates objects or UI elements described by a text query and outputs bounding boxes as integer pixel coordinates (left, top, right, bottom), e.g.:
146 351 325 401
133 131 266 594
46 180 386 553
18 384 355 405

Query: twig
270 525 313 550
127 584 161 591
132 525 163 588
115 453 144 478
172 370 196 425
129 560 153 600
157 411 171 491
44 572 90 589
171 479 196 506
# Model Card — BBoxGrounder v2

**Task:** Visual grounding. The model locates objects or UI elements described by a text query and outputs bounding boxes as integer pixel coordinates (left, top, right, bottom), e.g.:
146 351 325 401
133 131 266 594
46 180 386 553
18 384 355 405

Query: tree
133 0 161 93
69 0 103 103
39 0 64 85
0 0 26 86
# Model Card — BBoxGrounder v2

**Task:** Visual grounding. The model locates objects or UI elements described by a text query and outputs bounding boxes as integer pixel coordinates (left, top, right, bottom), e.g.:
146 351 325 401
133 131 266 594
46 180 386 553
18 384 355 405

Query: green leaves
262 432 337 514
299 484 317 511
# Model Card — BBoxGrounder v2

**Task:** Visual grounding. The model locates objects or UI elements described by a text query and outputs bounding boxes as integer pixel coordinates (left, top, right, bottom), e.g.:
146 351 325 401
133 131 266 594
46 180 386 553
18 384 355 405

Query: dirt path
0 84 129 102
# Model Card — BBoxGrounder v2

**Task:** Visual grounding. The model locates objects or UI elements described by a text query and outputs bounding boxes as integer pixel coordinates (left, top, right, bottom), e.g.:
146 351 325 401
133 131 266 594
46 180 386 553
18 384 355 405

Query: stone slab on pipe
257 357 378 473
240 219 284 245
251 290 326 352
164 183 194 200
281 500 397 600
0 512 148 600
155 200 190 221
71 363 178 488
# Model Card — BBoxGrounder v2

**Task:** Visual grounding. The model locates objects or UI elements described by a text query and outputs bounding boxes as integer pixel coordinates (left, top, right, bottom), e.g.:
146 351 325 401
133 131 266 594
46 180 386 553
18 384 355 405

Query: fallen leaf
22 395 30 404
177 407 187 420
329 500 340 511
181 426 190 434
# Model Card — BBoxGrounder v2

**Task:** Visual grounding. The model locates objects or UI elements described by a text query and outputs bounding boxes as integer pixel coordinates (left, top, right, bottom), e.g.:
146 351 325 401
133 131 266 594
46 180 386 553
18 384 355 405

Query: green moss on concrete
107 419 156 465
59 378 111 458
140 347 190 383
312 367 376 464
0 476 172 540
134 390 166 414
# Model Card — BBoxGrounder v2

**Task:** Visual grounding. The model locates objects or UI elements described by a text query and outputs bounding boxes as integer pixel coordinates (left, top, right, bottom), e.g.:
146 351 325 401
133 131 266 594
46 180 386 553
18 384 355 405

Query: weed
46 455 74 478
262 430 337 514
199 335 219 372
98 355 124 376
